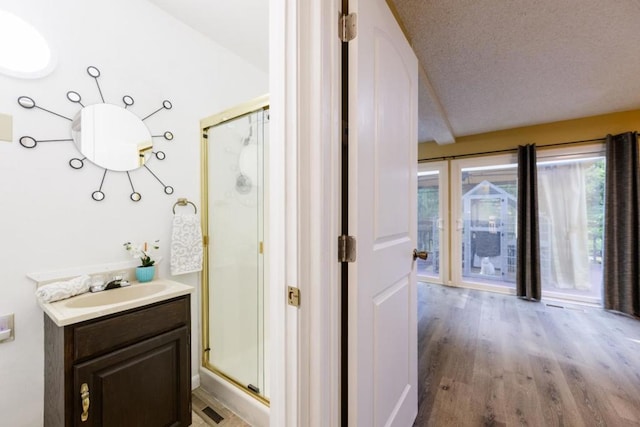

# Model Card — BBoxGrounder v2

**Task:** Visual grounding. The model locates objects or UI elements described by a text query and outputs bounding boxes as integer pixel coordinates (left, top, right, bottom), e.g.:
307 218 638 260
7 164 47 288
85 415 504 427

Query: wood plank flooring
414 282 640 427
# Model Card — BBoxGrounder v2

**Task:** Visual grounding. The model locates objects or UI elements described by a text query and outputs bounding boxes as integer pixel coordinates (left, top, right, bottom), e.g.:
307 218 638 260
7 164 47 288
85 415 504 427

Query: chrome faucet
90 275 130 292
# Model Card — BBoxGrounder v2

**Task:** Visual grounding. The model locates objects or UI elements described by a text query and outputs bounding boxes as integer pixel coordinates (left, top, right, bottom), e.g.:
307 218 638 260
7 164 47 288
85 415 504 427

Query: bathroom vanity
40 280 193 427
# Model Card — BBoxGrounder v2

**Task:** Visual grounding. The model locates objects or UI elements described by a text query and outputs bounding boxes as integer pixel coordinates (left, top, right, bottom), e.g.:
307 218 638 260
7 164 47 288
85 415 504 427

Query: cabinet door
73 327 190 427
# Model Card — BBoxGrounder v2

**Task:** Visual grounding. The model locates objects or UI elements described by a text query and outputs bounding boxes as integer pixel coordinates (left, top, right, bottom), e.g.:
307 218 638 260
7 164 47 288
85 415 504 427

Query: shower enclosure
201 95 269 404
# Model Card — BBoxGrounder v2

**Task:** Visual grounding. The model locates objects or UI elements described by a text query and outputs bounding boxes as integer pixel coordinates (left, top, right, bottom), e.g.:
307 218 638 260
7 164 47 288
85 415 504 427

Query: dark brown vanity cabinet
44 295 191 427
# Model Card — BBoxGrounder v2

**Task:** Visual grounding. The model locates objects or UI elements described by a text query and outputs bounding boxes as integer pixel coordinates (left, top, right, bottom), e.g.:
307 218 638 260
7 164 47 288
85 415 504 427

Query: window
452 155 518 292
537 146 605 304
422 143 605 305
417 161 447 283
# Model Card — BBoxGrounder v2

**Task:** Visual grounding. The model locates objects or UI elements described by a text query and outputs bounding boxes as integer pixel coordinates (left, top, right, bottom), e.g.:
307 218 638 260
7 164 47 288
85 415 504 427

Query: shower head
235 173 252 194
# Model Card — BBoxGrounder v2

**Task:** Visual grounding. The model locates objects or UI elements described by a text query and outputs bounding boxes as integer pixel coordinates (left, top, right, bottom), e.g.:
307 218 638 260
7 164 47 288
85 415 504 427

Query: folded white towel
171 213 203 275
35 274 91 303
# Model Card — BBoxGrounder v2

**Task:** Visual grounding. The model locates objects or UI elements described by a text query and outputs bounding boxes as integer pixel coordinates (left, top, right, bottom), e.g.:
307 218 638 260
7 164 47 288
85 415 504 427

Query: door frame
272 0 343 425
269 0 296 425
281 0 419 424
296 0 343 425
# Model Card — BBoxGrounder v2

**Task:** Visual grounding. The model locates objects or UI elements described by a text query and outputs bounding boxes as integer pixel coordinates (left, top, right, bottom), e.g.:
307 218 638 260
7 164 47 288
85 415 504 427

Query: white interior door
348 0 418 425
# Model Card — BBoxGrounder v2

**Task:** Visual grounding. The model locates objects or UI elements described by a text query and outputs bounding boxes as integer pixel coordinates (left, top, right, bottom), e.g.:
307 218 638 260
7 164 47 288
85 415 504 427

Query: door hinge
287 286 300 307
339 13 357 42
338 235 357 262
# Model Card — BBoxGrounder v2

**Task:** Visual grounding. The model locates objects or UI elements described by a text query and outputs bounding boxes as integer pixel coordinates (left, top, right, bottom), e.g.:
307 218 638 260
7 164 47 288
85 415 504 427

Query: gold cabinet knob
80 383 90 422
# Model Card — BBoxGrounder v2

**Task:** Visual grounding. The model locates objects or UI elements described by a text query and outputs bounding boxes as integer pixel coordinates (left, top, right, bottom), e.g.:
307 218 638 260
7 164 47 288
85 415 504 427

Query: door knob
413 249 428 261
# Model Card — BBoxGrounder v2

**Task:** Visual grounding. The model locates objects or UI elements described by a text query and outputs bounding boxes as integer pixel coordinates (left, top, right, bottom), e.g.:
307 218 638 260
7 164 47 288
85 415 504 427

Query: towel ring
173 198 197 214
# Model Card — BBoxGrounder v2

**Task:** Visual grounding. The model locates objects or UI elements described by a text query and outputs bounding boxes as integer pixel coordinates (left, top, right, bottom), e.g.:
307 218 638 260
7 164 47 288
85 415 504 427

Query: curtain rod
418 136 607 163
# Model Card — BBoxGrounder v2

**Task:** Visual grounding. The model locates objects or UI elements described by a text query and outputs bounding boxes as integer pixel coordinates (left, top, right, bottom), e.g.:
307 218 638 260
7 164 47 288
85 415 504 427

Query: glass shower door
202 97 269 402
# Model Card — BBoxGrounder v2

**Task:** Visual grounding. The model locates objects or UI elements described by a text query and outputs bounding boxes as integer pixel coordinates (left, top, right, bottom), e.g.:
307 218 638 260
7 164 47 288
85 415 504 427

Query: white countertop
38 279 194 327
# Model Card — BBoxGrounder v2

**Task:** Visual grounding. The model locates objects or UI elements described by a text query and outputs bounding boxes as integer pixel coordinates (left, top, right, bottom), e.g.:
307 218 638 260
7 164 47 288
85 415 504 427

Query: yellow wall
0 112 12 142
418 109 640 161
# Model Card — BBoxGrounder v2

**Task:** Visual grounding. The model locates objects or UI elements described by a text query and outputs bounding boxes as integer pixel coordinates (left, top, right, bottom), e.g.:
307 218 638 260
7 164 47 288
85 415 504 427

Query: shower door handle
413 249 428 261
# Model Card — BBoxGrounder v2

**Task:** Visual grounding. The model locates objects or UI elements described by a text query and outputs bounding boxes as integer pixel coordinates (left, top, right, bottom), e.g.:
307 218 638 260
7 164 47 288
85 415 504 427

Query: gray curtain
517 144 541 300
604 132 640 316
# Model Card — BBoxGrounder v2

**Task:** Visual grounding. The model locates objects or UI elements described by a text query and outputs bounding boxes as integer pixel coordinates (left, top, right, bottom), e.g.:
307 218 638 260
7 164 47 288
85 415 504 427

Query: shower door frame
200 94 270 405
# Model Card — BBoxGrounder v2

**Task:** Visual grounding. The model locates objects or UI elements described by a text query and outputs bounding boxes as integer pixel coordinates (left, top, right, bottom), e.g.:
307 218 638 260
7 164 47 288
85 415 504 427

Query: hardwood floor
414 282 640 427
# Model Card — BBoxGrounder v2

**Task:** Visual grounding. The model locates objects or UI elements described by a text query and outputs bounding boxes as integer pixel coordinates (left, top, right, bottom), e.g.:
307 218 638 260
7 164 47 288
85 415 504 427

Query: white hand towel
35 274 91 303
171 213 203 275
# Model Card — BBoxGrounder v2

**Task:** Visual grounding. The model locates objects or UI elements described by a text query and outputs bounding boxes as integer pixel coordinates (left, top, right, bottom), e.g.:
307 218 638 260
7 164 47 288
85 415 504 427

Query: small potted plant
124 240 159 282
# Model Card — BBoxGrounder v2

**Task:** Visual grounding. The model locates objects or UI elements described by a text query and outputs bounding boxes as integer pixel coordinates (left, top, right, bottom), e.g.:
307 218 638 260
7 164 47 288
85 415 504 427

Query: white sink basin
64 283 170 308
38 280 193 326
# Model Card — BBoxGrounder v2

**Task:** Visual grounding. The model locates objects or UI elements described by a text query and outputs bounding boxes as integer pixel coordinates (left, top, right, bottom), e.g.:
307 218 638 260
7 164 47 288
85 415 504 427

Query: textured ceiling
146 0 640 145
389 0 640 143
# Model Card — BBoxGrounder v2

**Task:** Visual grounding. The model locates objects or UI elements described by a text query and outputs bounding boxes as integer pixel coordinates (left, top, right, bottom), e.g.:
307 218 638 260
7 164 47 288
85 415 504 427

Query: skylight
0 10 54 78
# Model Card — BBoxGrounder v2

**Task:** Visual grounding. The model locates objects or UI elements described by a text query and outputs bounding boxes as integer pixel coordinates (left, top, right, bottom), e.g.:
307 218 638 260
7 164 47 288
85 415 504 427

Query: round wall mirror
71 104 153 171
18 65 174 201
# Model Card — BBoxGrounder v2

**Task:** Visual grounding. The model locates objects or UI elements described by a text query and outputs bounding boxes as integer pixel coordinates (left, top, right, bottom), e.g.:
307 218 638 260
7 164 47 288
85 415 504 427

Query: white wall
0 1 267 425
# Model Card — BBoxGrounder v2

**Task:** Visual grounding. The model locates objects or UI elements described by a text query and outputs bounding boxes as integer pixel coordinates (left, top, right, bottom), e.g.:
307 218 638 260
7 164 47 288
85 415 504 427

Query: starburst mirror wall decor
17 66 174 202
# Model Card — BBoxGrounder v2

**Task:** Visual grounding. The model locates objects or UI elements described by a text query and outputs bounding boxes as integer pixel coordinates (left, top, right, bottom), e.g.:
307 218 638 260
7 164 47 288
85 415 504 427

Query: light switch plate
0 313 14 342
0 113 13 142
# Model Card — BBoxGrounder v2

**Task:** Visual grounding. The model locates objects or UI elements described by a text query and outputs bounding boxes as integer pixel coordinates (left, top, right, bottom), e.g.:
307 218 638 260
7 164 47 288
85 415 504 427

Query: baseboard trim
192 374 201 390
198 367 269 427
